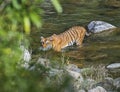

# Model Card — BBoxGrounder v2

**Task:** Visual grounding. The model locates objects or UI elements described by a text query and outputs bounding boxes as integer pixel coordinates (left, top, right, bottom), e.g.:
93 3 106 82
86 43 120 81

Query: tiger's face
40 37 53 51
40 34 57 51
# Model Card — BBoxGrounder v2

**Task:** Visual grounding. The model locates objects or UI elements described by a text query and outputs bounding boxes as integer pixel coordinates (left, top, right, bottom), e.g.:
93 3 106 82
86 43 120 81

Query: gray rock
49 68 63 76
79 78 96 91
106 63 120 75
37 58 50 68
88 86 107 92
113 77 120 91
28 58 50 71
104 77 114 85
106 63 120 69
92 77 114 91
66 64 81 73
72 77 85 92
78 89 86 92
87 21 116 33
67 69 83 80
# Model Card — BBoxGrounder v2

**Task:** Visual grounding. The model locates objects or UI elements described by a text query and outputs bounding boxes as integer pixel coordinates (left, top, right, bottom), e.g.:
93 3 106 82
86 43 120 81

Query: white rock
67 70 83 80
20 45 31 62
88 86 107 92
87 21 116 33
20 45 31 69
106 63 120 69
23 49 31 62
66 64 81 73
78 89 86 92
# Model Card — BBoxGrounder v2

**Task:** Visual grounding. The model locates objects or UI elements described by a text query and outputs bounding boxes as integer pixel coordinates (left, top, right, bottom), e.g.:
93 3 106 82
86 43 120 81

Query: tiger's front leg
53 46 62 52
76 39 83 47
76 39 82 45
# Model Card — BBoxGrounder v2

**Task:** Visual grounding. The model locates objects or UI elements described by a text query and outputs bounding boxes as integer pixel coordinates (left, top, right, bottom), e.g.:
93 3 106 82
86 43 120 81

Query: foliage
0 0 63 92
51 0 63 13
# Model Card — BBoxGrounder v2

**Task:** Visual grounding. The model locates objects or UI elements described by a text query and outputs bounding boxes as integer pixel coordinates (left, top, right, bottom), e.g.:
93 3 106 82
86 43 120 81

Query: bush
0 0 63 92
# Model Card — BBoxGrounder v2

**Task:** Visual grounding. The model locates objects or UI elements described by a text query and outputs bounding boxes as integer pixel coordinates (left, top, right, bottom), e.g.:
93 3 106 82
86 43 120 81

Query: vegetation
0 0 119 92
0 0 63 92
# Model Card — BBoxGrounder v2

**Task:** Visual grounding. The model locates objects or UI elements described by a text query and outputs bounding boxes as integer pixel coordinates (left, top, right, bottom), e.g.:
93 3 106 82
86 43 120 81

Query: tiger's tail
85 31 91 36
84 25 92 36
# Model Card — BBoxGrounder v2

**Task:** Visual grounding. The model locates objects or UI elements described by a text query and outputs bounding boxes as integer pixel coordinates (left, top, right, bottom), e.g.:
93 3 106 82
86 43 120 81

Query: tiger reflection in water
40 26 87 52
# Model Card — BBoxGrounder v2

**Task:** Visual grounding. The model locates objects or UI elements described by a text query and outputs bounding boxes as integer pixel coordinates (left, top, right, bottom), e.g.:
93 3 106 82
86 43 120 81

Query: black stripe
67 29 74 41
70 27 76 41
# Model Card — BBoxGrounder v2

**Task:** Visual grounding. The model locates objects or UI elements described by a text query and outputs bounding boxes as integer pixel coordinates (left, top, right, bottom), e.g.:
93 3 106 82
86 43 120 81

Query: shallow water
31 0 120 68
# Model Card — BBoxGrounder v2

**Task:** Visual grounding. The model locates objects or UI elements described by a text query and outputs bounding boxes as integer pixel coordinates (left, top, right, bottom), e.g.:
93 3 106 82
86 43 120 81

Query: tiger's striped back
41 26 86 52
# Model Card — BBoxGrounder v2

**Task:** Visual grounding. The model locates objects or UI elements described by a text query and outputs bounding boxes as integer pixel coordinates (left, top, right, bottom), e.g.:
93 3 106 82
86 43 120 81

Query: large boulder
87 21 116 33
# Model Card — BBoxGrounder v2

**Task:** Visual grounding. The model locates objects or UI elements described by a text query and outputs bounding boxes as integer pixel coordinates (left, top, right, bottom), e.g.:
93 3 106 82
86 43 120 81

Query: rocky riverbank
22 57 120 92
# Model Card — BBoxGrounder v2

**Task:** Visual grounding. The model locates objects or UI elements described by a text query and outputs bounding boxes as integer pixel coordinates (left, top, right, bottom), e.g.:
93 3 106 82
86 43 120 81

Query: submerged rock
87 21 116 33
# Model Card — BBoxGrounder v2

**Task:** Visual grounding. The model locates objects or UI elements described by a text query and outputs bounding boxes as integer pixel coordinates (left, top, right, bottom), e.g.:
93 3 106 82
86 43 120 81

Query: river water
31 0 120 68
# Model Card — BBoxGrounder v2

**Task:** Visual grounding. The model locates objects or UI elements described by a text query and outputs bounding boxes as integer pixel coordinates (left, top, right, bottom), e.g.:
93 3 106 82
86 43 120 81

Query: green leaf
0 29 6 37
3 48 12 55
51 0 63 13
23 16 31 34
30 12 42 28
12 0 21 10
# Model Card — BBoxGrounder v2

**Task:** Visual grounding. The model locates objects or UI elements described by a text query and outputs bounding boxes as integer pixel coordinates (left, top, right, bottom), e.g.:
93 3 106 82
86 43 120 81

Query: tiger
40 26 87 52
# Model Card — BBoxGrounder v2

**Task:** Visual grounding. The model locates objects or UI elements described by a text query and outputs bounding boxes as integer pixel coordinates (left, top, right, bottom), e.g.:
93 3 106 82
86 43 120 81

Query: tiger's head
40 34 58 51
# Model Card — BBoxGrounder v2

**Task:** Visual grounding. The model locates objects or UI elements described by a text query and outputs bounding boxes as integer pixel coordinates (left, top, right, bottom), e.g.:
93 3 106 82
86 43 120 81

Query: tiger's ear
40 36 44 40
50 34 57 41
51 34 57 38
49 37 54 41
52 34 57 36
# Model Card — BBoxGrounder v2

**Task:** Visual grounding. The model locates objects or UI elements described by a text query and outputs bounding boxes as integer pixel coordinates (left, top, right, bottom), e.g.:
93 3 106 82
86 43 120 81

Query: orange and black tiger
40 26 86 52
